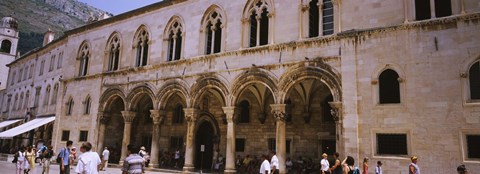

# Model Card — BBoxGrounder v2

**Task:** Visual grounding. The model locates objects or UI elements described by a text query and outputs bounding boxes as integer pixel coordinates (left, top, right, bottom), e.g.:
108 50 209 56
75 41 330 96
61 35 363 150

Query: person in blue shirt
59 140 73 174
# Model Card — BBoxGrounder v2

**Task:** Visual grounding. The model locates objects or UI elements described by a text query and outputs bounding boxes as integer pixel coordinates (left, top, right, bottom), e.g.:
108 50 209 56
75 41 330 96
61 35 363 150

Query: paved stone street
0 157 181 174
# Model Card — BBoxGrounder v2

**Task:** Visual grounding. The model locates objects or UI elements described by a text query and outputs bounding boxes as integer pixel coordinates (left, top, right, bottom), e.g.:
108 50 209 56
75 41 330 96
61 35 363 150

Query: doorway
195 121 215 170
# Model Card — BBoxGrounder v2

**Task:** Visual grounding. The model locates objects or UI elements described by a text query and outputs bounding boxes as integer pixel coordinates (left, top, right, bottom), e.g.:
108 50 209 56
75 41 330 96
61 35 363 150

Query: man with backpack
59 140 73 174
42 145 54 174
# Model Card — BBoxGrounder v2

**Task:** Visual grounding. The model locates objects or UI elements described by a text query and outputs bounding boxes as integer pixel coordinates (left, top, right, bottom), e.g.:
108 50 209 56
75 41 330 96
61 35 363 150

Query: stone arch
230 68 279 105
157 78 190 109
200 4 227 54
164 15 186 37
371 63 405 82
133 24 151 43
190 74 229 108
106 31 122 50
126 84 156 111
278 64 342 103
99 87 127 112
243 0 275 18
163 15 186 61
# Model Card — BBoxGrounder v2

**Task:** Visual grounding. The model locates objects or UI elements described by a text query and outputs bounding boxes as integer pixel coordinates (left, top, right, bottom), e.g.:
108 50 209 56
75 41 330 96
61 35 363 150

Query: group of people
13 144 54 174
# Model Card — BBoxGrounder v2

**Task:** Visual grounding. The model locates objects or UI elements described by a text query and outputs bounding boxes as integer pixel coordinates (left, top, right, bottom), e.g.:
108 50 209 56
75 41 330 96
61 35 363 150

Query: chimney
43 29 55 46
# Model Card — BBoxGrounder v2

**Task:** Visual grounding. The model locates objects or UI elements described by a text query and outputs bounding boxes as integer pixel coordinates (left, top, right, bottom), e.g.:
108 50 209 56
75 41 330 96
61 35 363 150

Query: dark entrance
195 121 214 170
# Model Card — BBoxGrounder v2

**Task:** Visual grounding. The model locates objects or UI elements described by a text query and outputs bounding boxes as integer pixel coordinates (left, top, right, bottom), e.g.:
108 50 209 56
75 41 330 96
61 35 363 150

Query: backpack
352 167 360 174
43 149 53 158
56 148 64 164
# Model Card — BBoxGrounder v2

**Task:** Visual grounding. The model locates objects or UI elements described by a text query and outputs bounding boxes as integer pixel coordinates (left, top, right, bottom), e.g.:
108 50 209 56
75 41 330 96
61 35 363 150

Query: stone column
329 102 343 155
182 108 198 172
97 112 109 151
271 104 287 174
120 111 136 165
222 107 237 174
149 110 165 168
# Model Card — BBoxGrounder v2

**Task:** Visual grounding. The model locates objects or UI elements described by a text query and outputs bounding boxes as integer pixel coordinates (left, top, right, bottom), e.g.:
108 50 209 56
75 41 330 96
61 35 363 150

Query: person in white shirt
320 153 330 174
269 151 279 174
75 142 101 174
375 161 383 174
260 155 271 174
100 147 110 171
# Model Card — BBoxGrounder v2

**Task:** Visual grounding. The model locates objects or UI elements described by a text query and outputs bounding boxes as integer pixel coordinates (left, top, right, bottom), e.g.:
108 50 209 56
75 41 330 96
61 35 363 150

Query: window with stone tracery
44 85 51 106
166 21 183 61
246 0 271 47
302 0 334 38
83 96 91 115
51 84 58 105
24 91 29 109
135 29 149 67
19 93 23 111
203 10 223 55
66 98 74 116
108 35 121 71
78 42 90 76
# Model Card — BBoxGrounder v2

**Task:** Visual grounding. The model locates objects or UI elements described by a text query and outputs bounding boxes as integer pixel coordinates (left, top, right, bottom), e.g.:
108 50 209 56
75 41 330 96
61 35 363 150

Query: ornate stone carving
222 107 236 123
460 72 467 78
121 111 136 123
183 108 198 123
328 102 342 122
150 110 166 125
99 114 110 124
270 104 287 122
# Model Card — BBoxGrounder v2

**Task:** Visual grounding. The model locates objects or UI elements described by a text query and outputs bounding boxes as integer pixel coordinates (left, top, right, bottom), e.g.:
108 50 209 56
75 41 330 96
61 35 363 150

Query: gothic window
308 0 320 37
19 93 24 111
29 64 34 79
173 104 184 124
57 52 63 69
78 42 90 76
51 84 58 105
23 66 28 81
49 55 55 72
10 71 15 86
377 133 408 155
0 40 12 53
379 69 400 104
469 62 480 100
135 29 149 67
107 35 121 71
239 100 250 123
83 96 91 115
322 0 334 35
13 94 18 111
415 0 452 21
17 68 22 82
246 0 272 47
203 9 224 55
24 91 29 109
34 87 41 107
66 98 74 116
44 85 51 106
166 21 183 61
39 60 45 76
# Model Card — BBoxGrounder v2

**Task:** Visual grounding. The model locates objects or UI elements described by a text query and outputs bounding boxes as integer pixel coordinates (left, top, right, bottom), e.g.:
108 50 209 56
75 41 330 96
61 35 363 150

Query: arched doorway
195 120 216 170
103 97 125 164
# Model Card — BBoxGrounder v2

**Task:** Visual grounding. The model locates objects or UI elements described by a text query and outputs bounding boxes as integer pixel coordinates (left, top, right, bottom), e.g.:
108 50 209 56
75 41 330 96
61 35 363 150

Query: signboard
201 145 205 152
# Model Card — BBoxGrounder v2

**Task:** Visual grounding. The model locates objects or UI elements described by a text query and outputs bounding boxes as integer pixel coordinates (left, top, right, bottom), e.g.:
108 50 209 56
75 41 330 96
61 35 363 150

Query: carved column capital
121 111 136 123
222 107 237 123
150 110 166 125
271 104 287 122
328 102 342 122
183 108 199 123
99 112 110 124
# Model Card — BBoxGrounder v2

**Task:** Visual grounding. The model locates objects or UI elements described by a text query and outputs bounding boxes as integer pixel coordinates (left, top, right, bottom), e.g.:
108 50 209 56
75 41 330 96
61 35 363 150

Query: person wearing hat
375 161 382 174
409 156 420 174
457 164 468 174
320 153 330 174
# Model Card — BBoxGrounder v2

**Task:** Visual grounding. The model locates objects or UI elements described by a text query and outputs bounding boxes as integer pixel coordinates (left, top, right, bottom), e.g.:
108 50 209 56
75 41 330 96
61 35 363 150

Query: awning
0 117 55 139
0 119 22 129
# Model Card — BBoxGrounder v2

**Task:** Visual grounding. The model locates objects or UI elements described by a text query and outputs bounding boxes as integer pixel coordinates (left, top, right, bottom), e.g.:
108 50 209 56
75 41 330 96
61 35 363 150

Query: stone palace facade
1 0 480 173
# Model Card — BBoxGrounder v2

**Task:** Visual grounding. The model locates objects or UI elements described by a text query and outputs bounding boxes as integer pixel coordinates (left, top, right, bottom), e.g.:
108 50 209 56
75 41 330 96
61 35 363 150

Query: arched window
173 104 184 124
134 28 149 67
379 69 400 104
78 42 90 76
66 98 74 116
308 0 320 37
51 84 59 105
203 8 224 55
13 94 18 111
24 91 30 109
166 20 183 61
19 93 24 111
107 34 121 71
469 62 480 100
83 96 91 115
0 40 12 53
44 85 51 106
239 100 250 123
246 0 271 47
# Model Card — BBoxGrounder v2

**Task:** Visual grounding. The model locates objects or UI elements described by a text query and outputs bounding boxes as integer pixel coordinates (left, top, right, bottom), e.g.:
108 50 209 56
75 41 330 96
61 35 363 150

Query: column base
182 166 195 173
224 169 237 174
119 160 124 166
148 163 159 168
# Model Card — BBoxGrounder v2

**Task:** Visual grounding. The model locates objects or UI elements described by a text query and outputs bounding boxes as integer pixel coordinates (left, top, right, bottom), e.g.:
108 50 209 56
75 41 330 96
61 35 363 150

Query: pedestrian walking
259 154 271 174
457 164 468 174
25 146 36 174
408 156 420 174
342 156 358 174
375 161 382 174
362 157 369 174
59 140 73 174
14 146 28 174
75 142 101 174
100 147 110 171
270 151 279 174
330 152 342 174
321 153 330 174
122 144 145 174
42 145 54 174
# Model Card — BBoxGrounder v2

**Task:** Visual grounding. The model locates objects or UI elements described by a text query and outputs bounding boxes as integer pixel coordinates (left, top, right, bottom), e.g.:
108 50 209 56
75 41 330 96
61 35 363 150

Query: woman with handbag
14 147 28 174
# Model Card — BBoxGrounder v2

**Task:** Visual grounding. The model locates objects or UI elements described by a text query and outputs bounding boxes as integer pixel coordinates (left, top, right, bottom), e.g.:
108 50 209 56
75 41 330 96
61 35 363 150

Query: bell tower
0 15 19 90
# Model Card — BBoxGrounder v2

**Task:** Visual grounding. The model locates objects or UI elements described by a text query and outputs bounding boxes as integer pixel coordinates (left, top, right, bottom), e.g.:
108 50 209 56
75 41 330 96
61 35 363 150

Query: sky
77 0 161 15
